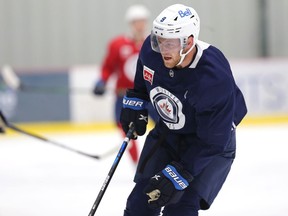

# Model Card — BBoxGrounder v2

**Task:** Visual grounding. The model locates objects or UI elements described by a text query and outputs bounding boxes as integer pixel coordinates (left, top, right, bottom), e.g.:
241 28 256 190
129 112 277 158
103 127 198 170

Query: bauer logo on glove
123 97 147 110
162 165 189 190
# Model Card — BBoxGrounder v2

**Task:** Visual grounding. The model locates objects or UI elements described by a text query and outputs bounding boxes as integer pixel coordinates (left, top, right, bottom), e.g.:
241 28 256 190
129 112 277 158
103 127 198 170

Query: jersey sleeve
133 39 150 96
133 58 147 92
100 39 119 82
195 80 235 146
183 82 236 176
180 46 247 175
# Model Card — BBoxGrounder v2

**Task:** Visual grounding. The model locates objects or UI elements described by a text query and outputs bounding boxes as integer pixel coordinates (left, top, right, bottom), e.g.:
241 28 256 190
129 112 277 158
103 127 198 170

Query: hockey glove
93 79 106 95
144 161 194 209
120 89 149 139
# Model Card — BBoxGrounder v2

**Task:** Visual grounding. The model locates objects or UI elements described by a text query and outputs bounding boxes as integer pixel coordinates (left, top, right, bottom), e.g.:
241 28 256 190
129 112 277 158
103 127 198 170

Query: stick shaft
88 125 134 216
8 123 102 159
0 111 116 160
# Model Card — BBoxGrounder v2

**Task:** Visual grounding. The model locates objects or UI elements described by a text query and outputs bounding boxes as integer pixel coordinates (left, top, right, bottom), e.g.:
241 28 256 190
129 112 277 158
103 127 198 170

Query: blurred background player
93 4 158 164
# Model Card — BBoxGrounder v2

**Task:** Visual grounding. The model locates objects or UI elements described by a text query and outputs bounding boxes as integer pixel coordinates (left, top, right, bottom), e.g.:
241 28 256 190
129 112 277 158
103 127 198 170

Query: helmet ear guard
182 35 195 49
182 37 188 49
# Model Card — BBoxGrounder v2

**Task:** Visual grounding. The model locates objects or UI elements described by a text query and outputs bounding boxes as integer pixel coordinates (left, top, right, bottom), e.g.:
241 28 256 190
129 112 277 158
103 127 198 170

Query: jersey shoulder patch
143 65 155 85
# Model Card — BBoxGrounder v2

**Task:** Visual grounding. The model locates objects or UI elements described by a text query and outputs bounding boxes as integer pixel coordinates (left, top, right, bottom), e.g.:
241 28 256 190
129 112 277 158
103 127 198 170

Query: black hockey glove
144 161 194 209
93 79 106 95
120 89 149 139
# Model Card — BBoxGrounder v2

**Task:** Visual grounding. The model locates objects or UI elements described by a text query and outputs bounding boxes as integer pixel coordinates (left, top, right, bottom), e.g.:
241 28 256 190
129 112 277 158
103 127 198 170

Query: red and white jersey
100 35 144 94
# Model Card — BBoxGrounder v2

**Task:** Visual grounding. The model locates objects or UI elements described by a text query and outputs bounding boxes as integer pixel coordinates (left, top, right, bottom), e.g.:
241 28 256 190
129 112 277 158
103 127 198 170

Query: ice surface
0 124 288 216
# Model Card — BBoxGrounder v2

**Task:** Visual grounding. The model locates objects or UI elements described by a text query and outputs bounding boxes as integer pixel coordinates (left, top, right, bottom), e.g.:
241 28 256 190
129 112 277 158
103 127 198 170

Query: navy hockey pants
123 125 236 215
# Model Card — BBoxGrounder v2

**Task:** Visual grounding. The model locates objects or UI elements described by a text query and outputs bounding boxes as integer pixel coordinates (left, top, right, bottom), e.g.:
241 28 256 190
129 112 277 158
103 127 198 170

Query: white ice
0 124 288 216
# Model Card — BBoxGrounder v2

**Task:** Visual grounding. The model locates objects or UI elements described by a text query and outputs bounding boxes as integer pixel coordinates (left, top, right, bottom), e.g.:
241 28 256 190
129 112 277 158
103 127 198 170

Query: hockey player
93 4 158 164
120 4 247 216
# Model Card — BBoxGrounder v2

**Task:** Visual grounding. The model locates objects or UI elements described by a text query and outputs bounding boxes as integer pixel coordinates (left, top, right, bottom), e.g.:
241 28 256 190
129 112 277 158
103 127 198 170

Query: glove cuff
123 89 149 110
170 161 194 182
161 161 193 190
126 89 150 101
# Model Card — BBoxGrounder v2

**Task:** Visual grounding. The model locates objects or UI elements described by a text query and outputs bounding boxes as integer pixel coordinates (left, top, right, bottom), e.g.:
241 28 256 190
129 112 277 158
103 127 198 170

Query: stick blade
1 65 21 90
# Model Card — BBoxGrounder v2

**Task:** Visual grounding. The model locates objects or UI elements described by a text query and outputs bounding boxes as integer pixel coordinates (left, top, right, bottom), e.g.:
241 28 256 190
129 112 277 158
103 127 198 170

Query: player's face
157 37 182 68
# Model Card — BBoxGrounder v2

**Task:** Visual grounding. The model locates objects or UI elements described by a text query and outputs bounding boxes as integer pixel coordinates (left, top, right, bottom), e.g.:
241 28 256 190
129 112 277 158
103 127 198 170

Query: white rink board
231 59 288 115
69 65 116 123
69 59 288 123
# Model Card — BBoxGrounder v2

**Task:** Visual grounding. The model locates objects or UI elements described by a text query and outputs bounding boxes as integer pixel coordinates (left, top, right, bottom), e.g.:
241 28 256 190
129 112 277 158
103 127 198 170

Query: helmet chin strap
176 42 196 66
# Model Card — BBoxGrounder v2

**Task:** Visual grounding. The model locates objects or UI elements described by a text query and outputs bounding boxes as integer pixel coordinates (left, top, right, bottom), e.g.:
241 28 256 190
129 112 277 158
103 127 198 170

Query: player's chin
162 58 176 68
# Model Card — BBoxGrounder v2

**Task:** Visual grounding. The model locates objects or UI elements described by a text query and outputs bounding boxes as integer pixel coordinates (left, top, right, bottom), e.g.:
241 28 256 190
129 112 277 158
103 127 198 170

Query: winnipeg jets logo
159 99 172 116
150 87 185 130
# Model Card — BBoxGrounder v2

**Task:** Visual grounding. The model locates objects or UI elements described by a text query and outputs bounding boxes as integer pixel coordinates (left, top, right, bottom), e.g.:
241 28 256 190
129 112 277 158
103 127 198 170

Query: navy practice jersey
134 36 247 150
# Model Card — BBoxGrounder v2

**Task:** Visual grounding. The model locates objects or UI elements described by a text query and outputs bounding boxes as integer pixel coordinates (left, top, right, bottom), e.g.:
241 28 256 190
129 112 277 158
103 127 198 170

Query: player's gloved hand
144 161 194 209
93 79 106 95
120 89 149 139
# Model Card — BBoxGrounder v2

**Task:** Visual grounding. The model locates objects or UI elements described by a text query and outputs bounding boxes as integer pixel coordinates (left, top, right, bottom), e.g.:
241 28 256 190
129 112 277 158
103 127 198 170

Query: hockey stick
1 65 93 94
0 110 116 160
88 123 135 216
